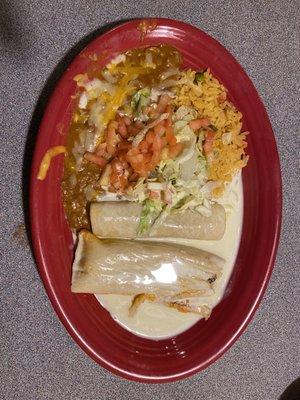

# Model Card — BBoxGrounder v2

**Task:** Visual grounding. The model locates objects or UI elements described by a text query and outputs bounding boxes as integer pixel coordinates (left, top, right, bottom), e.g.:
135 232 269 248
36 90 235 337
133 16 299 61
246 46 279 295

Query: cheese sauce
96 173 243 339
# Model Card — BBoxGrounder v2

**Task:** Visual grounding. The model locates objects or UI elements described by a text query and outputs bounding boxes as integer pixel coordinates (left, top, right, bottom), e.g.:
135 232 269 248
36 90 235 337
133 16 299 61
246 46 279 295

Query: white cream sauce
96 174 243 339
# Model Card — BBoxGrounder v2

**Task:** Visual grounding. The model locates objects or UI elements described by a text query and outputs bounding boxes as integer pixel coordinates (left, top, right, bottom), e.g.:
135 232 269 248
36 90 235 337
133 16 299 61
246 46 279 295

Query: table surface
1 1 299 399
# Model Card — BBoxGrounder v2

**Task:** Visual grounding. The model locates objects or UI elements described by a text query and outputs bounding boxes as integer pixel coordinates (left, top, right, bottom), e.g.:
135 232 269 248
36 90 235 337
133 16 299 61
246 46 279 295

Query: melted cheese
37 146 66 180
96 174 243 339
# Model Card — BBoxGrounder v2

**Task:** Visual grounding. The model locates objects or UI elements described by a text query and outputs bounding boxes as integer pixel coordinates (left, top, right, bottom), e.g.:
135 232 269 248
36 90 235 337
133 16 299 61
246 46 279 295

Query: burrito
90 201 226 240
71 230 224 300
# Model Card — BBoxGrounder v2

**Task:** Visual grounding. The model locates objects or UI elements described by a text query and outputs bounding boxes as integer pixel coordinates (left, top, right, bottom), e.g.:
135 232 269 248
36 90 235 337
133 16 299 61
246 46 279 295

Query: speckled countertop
0 1 299 399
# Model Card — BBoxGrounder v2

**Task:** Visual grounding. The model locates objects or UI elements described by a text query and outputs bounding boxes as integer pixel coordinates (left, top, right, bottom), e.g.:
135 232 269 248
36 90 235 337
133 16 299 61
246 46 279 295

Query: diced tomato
95 142 107 156
110 159 129 191
84 152 107 168
134 121 144 129
161 137 167 147
165 116 172 128
163 188 173 204
166 126 177 146
151 153 160 165
138 140 149 153
106 121 120 155
129 172 139 182
117 118 128 138
206 131 215 141
146 130 155 144
189 118 210 130
165 104 172 114
143 153 152 163
203 131 215 154
116 150 127 163
169 143 183 158
149 190 160 199
154 121 165 136
123 116 131 126
117 140 131 151
127 147 139 156
144 162 153 172
156 94 171 113
127 125 140 135
135 154 144 163
218 92 227 103
152 134 164 152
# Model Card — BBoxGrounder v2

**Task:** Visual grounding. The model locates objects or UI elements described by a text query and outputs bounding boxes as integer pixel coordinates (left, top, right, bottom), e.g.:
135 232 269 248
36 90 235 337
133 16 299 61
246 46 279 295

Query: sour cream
96 174 243 339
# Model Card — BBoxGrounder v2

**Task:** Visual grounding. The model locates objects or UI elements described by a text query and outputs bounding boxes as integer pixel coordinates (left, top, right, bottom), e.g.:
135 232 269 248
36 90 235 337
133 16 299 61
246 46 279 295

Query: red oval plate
30 18 282 382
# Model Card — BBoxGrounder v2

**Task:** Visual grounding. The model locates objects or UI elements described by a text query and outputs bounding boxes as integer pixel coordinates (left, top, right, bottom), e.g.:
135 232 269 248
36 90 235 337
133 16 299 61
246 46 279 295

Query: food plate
30 18 281 382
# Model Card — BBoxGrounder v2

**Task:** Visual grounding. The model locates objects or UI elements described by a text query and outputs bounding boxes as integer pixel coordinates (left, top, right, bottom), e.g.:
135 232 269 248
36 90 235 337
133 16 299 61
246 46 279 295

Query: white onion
150 88 175 102
159 68 179 81
110 54 126 65
84 131 96 152
147 182 165 191
102 69 117 84
155 79 179 90
145 51 153 66
79 92 88 109
85 78 115 96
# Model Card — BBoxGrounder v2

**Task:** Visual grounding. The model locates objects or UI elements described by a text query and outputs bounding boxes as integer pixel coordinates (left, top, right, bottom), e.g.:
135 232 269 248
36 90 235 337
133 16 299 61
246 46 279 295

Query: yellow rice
174 69 248 195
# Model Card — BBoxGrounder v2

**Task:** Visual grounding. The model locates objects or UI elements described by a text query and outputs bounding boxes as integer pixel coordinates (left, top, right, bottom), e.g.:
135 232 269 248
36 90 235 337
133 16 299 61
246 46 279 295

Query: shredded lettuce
129 177 147 202
131 88 150 119
129 104 218 227
137 199 163 234
197 153 207 175
174 105 197 121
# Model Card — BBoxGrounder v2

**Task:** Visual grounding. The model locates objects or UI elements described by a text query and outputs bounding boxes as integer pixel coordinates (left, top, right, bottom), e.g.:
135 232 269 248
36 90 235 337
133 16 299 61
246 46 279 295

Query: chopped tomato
129 172 139 182
116 117 128 138
152 134 164 152
203 131 215 154
95 143 110 160
117 140 131 151
127 147 139 157
106 121 120 155
154 121 165 136
165 114 172 128
138 140 149 153
218 92 227 103
84 152 107 168
110 159 129 191
101 98 186 192
143 153 152 163
156 94 170 113
166 126 177 146
127 125 140 135
169 143 183 158
123 116 131 126
163 188 173 204
151 153 160 165
189 118 210 130
165 104 172 114
146 130 155 144
149 190 160 199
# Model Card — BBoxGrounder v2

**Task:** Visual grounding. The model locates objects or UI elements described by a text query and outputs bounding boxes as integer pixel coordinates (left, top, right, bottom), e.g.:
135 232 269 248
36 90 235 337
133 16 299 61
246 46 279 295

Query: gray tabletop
1 1 299 399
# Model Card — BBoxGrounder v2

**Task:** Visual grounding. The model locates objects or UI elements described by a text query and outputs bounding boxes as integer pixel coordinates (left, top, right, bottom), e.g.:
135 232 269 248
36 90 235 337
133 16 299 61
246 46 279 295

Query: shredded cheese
37 146 66 180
